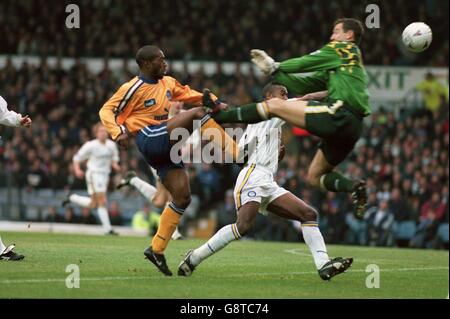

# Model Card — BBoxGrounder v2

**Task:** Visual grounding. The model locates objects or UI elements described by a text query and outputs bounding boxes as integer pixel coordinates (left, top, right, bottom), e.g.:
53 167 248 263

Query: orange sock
151 203 183 254
201 117 239 162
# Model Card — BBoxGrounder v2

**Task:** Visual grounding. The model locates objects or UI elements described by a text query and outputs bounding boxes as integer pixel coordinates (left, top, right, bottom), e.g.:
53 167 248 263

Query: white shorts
85 171 109 195
234 164 288 215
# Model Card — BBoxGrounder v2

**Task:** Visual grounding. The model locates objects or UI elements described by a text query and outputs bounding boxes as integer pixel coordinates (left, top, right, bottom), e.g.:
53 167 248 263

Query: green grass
0 232 448 299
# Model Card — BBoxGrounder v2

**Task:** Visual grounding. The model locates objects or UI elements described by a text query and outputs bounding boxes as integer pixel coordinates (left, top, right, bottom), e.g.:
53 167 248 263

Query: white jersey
238 117 285 174
73 139 119 174
0 95 21 127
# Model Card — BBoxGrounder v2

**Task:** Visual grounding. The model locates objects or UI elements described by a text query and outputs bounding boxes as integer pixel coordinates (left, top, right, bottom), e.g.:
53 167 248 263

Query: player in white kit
178 84 353 280
0 95 31 260
62 123 121 235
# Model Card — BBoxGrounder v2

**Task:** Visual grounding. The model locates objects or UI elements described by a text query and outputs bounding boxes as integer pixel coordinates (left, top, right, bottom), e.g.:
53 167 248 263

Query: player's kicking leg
210 96 367 218
0 235 24 261
266 192 353 280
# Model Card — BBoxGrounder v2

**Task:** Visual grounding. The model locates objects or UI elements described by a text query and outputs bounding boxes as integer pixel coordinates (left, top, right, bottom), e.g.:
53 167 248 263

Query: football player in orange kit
99 45 238 276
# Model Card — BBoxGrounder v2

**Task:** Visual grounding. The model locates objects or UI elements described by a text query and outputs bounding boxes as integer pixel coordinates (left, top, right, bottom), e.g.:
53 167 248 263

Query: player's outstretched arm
0 96 31 128
251 43 342 76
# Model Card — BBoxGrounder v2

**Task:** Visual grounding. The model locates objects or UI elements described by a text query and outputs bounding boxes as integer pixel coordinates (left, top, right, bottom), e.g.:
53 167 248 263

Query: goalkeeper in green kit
207 18 370 219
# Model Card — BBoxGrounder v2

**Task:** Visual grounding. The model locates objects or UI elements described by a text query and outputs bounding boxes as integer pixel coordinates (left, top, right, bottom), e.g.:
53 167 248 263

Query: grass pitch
0 232 448 299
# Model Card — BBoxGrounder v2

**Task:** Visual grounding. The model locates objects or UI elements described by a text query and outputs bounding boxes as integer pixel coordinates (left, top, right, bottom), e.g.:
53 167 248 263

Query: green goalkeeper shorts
305 100 364 166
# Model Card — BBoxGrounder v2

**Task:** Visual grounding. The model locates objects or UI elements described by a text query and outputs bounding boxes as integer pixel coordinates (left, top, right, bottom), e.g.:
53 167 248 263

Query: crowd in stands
0 57 448 250
1 0 449 66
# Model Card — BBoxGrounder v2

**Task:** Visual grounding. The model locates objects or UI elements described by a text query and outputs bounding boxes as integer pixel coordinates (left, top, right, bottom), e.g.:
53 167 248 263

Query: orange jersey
99 75 217 140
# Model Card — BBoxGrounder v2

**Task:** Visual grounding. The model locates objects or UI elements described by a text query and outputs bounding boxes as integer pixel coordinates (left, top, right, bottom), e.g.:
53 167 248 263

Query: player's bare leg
178 202 259 276
306 150 335 188
263 98 309 128
213 97 308 128
167 106 239 161
308 150 367 219
152 179 171 208
267 193 353 280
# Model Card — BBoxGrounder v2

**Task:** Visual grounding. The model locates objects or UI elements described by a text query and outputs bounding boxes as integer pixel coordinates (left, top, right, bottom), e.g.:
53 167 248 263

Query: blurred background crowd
0 0 448 250
0 0 448 66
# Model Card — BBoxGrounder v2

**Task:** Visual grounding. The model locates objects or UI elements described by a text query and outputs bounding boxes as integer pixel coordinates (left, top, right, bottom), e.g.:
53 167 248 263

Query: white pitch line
225 266 449 278
1 266 448 284
0 275 158 284
283 248 415 263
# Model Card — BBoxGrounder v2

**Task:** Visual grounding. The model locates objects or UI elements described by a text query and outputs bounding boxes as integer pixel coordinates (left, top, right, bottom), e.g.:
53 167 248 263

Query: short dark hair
262 82 285 99
135 45 161 67
334 18 364 45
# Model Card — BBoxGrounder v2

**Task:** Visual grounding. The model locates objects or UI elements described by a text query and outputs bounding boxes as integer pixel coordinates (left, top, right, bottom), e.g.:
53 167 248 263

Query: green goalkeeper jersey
274 41 371 117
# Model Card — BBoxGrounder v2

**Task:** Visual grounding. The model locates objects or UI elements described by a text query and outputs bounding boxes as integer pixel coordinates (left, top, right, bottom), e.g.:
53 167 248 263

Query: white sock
69 194 91 208
130 177 157 201
97 206 112 233
0 236 5 253
302 222 330 269
190 224 241 266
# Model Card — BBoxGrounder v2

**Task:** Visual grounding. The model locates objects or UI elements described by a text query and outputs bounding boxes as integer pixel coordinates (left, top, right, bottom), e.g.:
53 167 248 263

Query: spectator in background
108 201 123 226
415 72 448 114
365 199 394 246
389 188 414 222
132 203 160 236
45 206 62 223
411 192 446 248
132 203 151 231
321 193 347 244
198 164 221 208
62 207 79 224
215 190 237 231
79 207 97 225
420 192 446 222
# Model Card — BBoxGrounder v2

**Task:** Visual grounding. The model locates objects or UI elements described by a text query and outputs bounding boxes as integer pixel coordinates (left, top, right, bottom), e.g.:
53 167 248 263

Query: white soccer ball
402 22 433 53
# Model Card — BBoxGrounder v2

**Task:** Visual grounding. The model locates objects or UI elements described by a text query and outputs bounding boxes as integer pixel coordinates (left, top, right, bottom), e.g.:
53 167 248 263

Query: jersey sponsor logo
166 90 172 100
248 191 257 197
144 99 156 108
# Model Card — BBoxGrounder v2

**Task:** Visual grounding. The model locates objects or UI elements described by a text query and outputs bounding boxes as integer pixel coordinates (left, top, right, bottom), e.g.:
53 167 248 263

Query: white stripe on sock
301 224 330 269
190 224 239 266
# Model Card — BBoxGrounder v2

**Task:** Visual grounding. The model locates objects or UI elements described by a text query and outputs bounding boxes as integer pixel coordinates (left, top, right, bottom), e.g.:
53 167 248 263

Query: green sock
213 103 265 124
321 172 354 193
